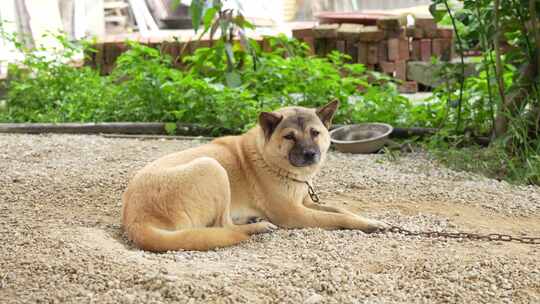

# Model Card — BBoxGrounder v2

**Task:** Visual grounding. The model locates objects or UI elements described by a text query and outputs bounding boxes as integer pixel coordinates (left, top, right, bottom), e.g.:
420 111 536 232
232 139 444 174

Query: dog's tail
126 224 249 252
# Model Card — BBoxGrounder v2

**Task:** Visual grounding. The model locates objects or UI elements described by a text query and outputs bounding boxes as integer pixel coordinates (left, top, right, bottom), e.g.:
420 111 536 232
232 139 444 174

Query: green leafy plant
1 30 412 136
1 33 110 122
418 0 540 186
182 0 256 87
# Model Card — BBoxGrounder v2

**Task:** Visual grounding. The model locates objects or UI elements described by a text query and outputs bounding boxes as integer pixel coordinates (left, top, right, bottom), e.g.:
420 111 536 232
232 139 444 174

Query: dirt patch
329 194 540 235
1 134 539 304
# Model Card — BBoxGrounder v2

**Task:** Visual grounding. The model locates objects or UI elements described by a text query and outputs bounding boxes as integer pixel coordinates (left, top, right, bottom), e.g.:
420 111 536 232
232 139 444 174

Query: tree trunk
493 0 508 138
527 0 540 137
531 0 540 76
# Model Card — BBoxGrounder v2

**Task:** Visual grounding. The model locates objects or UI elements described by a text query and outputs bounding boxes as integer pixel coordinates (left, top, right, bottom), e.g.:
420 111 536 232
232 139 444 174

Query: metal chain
305 181 321 203
387 225 540 245
305 182 540 244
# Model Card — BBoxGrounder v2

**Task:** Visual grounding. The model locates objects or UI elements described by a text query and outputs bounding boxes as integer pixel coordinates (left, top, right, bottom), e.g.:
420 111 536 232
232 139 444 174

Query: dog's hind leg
176 157 276 236
124 156 277 251
216 200 277 235
123 157 254 251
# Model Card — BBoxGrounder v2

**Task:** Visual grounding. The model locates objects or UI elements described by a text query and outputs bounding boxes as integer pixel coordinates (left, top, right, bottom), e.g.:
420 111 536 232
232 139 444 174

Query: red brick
196 39 211 49
379 60 406 81
116 42 128 52
262 39 272 52
398 81 418 93
394 60 407 80
431 38 453 60
379 61 395 74
388 38 399 61
337 40 346 53
314 37 333 56
344 39 358 61
420 39 432 61
183 40 195 53
367 43 379 64
399 39 410 60
358 26 385 42
415 18 437 30
412 27 424 39
432 38 444 57
378 41 388 62
424 27 438 38
411 40 421 60
292 28 314 39
386 28 406 39
376 17 401 30
440 39 453 61
338 23 364 40
436 26 454 39
303 37 315 55
313 24 339 38
357 42 368 64
366 64 376 70
388 38 409 61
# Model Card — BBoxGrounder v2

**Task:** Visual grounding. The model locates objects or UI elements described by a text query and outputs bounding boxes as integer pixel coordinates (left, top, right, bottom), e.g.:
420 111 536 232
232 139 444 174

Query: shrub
1 35 414 134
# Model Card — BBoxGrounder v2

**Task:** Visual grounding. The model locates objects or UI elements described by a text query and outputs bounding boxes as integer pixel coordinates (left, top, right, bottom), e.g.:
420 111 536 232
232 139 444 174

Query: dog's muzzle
289 147 320 167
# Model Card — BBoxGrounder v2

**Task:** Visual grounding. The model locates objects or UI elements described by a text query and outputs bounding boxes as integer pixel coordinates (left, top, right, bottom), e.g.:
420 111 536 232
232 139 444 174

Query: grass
429 142 540 185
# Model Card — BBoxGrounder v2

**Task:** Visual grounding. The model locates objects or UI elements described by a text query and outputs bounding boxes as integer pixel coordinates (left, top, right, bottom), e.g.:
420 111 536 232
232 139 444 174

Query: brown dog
122 101 387 252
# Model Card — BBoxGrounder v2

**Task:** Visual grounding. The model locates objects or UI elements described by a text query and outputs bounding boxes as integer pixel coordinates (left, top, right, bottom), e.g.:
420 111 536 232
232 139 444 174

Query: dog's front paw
252 221 278 234
247 216 264 224
363 219 389 233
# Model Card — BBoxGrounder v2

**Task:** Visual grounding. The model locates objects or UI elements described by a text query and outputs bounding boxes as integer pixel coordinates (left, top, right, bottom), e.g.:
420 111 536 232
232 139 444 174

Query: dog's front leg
302 196 358 216
269 201 387 233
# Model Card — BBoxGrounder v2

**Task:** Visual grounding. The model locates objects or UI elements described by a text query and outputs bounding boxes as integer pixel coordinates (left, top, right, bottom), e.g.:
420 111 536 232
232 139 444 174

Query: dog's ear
258 112 283 140
316 100 340 129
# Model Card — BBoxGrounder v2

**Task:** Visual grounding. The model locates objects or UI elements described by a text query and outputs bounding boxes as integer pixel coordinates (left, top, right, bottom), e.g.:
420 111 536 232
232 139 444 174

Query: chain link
305 182 540 244
305 181 321 203
387 225 540 244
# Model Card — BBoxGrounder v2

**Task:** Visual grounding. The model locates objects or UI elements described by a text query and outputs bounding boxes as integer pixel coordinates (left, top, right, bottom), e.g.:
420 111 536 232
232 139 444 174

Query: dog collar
251 143 321 203
264 168 321 203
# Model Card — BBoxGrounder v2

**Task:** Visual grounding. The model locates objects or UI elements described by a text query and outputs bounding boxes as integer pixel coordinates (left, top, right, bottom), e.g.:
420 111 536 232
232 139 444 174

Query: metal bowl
329 123 393 154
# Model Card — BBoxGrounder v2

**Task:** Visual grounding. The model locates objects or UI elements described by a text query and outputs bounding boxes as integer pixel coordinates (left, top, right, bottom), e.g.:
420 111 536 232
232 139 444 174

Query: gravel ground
1 134 539 304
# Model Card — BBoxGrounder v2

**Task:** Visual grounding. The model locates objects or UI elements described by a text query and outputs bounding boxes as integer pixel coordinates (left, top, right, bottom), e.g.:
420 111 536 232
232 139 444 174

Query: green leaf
170 0 181 10
190 0 205 33
233 15 254 30
203 7 218 32
218 18 230 40
242 19 255 30
165 122 177 135
224 42 235 71
225 71 242 87
429 2 447 22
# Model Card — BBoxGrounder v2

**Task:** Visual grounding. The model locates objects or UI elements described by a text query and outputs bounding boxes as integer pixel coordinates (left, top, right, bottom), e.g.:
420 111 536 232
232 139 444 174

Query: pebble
304 294 323 304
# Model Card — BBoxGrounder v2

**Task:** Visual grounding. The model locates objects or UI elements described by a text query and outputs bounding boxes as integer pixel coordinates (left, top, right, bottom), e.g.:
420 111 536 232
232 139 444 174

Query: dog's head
256 100 339 176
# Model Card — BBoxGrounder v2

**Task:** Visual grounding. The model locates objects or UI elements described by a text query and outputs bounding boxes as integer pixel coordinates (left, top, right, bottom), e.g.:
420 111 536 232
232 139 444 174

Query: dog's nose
303 149 317 160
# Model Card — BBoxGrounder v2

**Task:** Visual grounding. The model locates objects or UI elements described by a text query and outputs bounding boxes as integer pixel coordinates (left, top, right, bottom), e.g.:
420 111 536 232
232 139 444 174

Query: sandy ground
1 134 539 304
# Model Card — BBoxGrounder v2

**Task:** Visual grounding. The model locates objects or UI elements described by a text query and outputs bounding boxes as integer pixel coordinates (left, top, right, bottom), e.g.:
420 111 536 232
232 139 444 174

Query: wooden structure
0 0 105 53
104 0 131 31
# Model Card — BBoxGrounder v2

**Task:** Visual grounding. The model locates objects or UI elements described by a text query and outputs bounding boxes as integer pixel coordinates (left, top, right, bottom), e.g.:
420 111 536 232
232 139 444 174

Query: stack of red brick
292 16 454 93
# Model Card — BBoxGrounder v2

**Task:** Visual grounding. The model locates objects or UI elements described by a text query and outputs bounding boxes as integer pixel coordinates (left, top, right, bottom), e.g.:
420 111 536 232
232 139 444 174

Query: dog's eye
284 133 295 140
311 129 320 137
